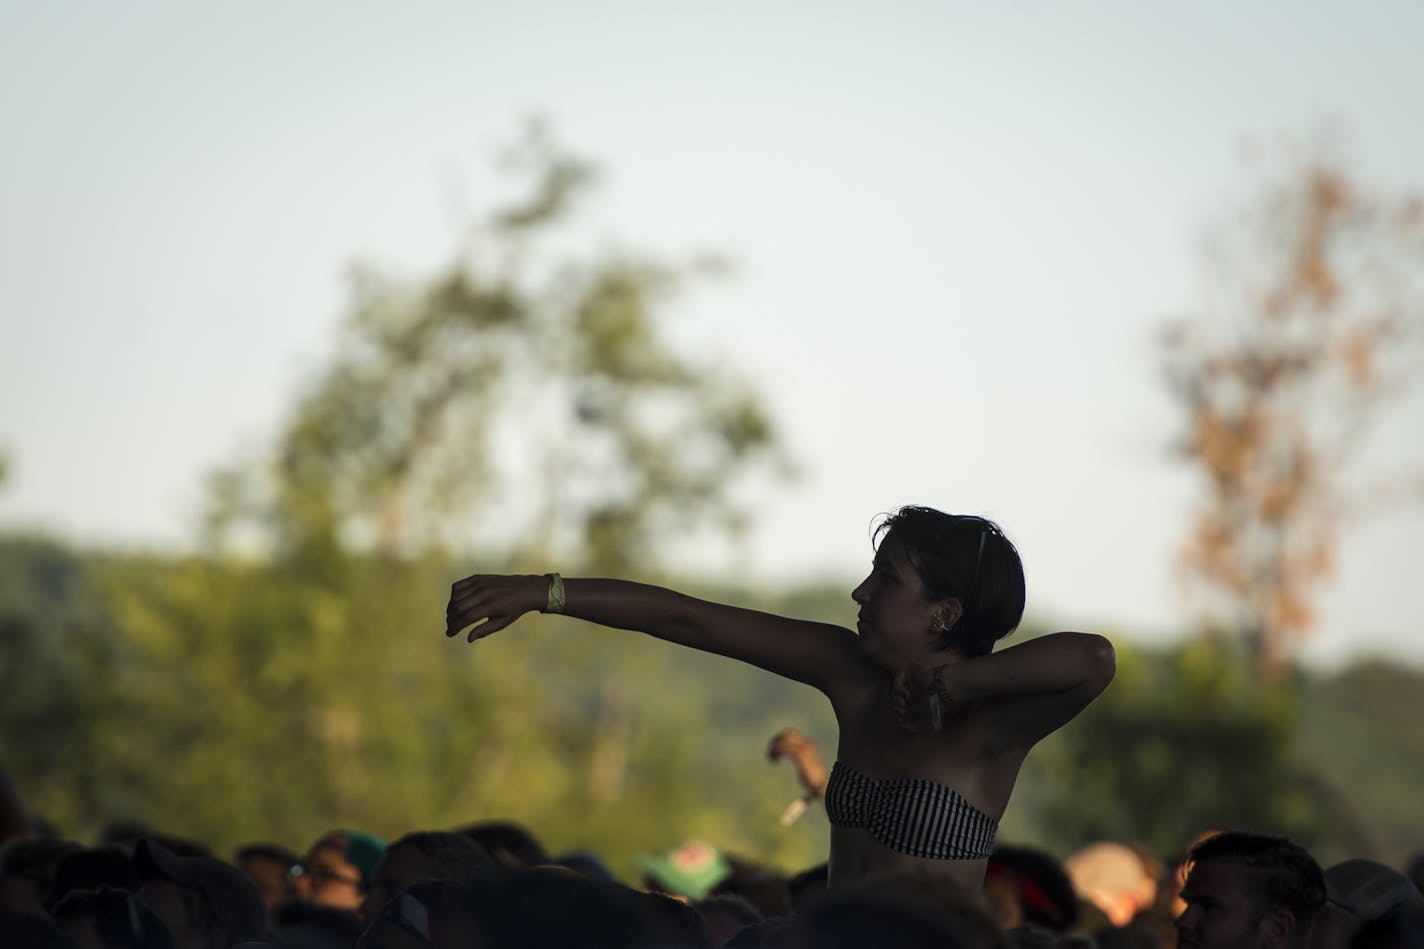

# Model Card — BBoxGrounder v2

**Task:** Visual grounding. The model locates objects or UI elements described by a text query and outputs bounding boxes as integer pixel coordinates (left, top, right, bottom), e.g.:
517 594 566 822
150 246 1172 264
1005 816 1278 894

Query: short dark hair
388 831 497 881
1189 831 1326 929
989 844 1080 932
234 843 299 869
404 870 682 949
873 507 1026 656
0 837 84 890
455 820 547 868
50 848 140 910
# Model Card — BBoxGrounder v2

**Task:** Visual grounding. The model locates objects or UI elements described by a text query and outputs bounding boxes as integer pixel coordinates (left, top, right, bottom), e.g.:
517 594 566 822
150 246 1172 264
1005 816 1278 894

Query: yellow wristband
544 572 565 614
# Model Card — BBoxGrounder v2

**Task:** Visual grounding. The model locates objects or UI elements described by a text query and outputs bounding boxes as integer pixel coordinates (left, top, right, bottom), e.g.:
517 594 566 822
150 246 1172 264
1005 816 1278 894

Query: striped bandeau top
824 760 998 860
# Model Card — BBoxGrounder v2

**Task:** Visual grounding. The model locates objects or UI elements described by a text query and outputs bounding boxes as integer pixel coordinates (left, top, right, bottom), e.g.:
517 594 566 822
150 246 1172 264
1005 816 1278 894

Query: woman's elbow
1080 633 1116 692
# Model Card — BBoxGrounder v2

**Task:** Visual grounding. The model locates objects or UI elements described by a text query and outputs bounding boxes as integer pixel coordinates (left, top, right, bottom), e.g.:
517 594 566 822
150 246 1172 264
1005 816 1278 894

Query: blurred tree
208 119 788 576
2 121 802 867
1030 637 1363 859
1162 137 1424 678
1294 659 1424 866
0 537 124 833
0 536 837 866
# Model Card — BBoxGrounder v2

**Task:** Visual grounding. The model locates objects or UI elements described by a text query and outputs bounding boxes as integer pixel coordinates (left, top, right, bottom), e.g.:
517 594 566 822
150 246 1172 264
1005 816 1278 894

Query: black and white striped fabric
823 760 998 860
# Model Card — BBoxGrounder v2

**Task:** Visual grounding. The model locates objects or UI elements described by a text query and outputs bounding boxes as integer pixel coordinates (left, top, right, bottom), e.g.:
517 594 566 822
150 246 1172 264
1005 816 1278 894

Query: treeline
3 532 1419 878
6 122 1422 882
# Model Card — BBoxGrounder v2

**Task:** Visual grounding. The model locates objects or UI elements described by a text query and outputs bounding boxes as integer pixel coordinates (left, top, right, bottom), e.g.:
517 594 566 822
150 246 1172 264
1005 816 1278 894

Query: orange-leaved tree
1163 134 1424 679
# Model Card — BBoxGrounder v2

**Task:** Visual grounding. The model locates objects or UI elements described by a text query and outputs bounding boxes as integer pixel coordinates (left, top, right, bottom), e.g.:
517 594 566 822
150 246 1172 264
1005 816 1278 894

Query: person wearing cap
446 509 1116 899
357 880 483 949
52 886 174 949
134 838 268 949
292 830 385 912
357 831 496 926
1310 858 1424 949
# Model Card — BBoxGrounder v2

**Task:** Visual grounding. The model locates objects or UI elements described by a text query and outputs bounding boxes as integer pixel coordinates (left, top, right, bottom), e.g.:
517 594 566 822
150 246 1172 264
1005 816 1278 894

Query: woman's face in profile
852 539 941 668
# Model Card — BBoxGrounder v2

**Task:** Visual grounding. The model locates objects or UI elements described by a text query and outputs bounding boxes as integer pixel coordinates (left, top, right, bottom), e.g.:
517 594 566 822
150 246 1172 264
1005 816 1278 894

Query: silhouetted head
52 886 174 949
860 507 1025 659
50 847 140 910
0 837 83 916
359 831 498 925
133 838 268 949
1176 831 1324 949
294 830 385 911
987 844 1080 933
234 844 299 908
362 871 694 949
455 820 547 869
783 888 992 949
0 910 76 949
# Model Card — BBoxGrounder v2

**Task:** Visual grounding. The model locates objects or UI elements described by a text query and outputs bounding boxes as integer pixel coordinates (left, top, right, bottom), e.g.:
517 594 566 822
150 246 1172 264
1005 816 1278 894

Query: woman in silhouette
445 506 1114 895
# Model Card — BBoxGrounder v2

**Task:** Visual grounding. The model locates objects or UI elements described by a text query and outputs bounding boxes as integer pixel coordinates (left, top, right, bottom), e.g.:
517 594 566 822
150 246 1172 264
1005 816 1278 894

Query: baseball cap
135 838 268 944
1325 859 1424 921
308 830 387 885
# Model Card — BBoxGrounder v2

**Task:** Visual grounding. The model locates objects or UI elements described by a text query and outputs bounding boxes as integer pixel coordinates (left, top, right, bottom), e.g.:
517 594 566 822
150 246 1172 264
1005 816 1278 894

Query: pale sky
3 1 1422 667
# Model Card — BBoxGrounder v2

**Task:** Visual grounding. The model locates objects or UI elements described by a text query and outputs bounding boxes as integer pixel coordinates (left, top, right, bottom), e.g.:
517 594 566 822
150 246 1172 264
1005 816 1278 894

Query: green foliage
1028 636 1359 858
3 533 1418 875
0 535 836 876
1295 659 1424 866
0 536 120 827
8 124 1417 883
208 120 787 574
1 120 808 872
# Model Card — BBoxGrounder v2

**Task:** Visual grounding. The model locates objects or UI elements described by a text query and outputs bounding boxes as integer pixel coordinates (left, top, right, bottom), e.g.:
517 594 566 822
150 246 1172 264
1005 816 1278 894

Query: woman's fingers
467 613 516 643
445 593 485 636
450 573 487 596
448 611 500 641
445 573 540 641
444 577 506 636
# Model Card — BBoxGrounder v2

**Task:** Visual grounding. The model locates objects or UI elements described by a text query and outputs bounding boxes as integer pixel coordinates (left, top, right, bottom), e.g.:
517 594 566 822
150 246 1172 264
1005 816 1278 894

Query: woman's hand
445 574 545 642
892 664 956 734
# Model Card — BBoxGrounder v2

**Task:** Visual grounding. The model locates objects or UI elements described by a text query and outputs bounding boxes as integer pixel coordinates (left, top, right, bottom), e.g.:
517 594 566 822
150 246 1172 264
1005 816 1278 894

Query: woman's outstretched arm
445 574 870 695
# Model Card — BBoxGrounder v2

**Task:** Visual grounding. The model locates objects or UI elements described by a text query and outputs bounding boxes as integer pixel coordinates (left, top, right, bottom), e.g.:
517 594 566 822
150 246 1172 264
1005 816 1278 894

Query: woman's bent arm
943 632 1115 700
446 574 869 694
934 632 1116 749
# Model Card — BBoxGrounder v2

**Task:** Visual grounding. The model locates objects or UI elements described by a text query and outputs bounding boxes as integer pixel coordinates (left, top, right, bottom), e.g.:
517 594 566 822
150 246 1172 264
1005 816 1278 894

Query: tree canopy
1162 139 1424 678
208 120 787 578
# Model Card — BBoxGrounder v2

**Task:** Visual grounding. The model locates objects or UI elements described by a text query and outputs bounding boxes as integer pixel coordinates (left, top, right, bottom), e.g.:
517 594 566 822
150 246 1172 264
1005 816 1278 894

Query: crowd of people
4 506 1421 947
1 808 1422 949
